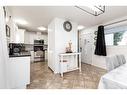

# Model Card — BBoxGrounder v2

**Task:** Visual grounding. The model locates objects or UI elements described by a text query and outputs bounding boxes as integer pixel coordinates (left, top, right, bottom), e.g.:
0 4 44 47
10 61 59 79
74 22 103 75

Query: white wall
5 7 15 43
0 7 9 88
48 18 55 72
55 18 78 73
48 18 78 73
80 16 127 69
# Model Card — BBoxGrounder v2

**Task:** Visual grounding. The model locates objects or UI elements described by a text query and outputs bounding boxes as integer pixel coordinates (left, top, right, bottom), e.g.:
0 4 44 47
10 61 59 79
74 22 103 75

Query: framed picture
6 25 10 37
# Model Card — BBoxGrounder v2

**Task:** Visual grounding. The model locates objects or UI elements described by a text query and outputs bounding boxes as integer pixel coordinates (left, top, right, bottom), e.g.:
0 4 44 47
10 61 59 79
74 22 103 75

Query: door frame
79 32 92 64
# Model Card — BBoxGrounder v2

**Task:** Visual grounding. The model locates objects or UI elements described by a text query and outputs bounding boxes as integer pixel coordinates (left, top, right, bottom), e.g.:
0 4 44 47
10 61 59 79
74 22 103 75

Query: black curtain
95 25 107 56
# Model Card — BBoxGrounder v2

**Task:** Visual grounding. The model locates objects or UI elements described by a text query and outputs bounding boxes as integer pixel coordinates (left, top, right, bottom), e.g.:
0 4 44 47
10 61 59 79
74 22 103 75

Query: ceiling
8 6 127 32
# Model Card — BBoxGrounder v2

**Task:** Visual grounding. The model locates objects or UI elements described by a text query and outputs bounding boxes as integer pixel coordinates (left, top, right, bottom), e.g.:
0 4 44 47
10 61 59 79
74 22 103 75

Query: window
105 26 127 46
105 33 114 45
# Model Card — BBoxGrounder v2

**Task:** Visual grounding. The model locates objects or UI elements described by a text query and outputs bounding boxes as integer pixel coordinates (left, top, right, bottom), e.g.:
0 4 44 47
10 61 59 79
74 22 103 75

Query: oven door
34 51 44 62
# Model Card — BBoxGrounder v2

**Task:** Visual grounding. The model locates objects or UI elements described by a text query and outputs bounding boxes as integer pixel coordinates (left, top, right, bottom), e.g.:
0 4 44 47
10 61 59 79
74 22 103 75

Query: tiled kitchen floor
27 62 106 89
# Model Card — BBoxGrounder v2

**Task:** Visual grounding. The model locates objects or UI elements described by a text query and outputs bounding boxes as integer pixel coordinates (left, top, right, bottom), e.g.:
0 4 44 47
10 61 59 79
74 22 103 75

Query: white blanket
98 64 127 89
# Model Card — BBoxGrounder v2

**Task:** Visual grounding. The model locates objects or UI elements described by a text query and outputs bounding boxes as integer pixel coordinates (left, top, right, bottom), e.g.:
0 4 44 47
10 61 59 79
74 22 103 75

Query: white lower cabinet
8 57 30 89
61 63 68 72
30 51 34 63
45 51 48 60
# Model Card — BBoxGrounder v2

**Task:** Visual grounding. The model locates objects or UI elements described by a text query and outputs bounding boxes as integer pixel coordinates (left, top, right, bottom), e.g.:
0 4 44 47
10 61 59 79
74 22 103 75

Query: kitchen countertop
9 52 31 58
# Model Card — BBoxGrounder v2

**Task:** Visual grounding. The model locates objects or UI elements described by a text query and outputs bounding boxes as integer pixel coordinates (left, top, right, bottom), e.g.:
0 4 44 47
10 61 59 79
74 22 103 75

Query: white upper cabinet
37 32 42 40
17 29 25 43
24 31 34 44
10 22 18 43
10 23 25 43
24 31 30 44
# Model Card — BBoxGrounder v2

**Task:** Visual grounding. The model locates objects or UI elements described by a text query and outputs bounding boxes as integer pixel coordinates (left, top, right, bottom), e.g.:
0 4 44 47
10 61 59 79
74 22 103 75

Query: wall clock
63 21 72 32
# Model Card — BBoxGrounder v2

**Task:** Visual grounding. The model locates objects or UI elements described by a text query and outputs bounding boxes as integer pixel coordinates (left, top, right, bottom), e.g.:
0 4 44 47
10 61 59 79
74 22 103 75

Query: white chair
106 55 126 72
106 56 118 72
116 55 126 65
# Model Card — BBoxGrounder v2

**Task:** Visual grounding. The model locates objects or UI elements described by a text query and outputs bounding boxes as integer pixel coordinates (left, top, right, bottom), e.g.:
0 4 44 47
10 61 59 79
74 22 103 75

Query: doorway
80 33 92 64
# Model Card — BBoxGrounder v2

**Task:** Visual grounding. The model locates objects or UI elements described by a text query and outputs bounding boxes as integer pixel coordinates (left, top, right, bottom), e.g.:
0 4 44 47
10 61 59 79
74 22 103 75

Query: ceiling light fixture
75 6 105 16
38 26 47 31
14 19 28 25
78 25 85 30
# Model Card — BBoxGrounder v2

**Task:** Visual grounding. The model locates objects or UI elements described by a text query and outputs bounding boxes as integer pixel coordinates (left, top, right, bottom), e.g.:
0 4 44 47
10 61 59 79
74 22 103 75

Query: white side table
59 52 81 77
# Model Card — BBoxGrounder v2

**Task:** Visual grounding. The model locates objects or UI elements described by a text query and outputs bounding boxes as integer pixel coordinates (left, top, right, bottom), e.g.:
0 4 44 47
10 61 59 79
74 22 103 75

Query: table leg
61 73 63 77
60 55 63 77
75 54 77 69
79 54 81 73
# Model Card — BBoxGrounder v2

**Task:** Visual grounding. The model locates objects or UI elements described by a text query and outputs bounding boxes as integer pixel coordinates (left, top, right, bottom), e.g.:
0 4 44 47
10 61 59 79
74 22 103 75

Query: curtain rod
104 18 127 27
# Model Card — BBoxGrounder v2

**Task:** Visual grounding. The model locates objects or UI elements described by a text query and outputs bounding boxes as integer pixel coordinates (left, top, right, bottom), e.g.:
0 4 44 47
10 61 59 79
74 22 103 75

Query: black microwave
34 40 44 45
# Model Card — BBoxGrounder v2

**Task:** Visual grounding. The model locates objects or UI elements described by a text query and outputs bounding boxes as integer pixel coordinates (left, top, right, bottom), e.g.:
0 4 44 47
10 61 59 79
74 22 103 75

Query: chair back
106 55 126 72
